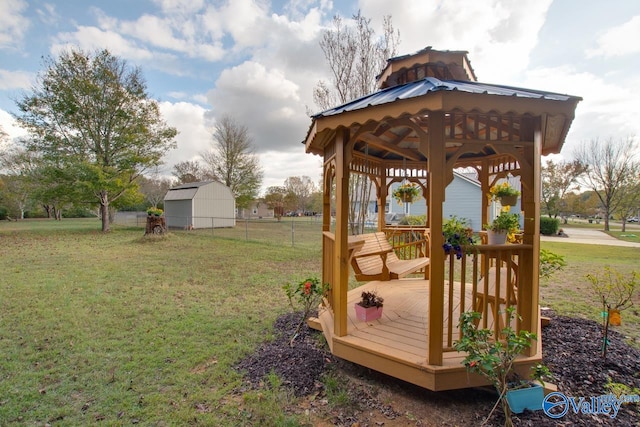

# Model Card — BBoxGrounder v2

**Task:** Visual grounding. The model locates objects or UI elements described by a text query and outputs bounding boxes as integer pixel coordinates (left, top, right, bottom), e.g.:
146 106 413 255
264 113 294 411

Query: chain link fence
114 211 325 249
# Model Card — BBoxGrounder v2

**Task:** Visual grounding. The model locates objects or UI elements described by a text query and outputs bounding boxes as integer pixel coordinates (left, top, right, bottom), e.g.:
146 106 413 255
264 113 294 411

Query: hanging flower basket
401 193 415 203
488 182 520 205
499 195 518 206
392 183 420 204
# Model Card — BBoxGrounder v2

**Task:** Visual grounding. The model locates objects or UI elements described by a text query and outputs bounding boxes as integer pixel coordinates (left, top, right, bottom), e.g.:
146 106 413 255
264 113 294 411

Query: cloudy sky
1 0 639 193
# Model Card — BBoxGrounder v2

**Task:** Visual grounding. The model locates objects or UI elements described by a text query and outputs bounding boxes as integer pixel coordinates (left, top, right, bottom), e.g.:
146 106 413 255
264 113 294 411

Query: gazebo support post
334 127 351 337
426 112 446 366
519 120 543 356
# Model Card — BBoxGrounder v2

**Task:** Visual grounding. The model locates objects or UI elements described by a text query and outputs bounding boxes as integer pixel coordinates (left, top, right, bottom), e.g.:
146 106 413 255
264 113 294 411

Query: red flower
303 281 312 295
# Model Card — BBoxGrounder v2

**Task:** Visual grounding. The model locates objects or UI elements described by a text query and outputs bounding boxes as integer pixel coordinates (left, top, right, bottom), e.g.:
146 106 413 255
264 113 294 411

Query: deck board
318 278 540 390
345 279 473 355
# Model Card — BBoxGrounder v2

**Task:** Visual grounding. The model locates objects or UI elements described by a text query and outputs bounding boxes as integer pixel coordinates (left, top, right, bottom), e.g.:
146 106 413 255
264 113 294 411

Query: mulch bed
235 310 640 426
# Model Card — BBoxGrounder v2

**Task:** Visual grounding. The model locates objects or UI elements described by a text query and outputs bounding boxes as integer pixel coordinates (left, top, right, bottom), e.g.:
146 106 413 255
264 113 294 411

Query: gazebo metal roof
313 77 579 119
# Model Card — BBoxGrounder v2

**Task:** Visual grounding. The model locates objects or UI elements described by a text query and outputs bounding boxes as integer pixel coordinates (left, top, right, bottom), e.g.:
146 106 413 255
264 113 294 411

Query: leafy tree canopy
14 48 177 232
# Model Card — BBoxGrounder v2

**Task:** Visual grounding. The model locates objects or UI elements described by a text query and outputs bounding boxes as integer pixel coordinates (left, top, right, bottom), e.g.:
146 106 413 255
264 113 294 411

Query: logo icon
543 392 569 418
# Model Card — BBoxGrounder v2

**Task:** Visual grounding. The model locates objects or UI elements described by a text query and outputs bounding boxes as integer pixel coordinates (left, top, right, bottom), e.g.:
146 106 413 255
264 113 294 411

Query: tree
139 174 173 209
313 11 400 110
541 159 587 220
574 137 639 231
201 115 263 209
14 48 177 232
284 176 316 213
614 178 640 231
314 12 399 234
171 160 206 185
0 145 40 219
263 186 287 220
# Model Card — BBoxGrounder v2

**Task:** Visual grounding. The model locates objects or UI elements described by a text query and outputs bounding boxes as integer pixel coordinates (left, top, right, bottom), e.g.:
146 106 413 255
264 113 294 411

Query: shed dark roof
169 180 216 190
313 77 581 118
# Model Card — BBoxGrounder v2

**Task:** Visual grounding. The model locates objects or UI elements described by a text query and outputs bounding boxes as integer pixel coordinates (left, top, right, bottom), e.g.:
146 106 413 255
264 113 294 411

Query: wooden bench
349 232 430 281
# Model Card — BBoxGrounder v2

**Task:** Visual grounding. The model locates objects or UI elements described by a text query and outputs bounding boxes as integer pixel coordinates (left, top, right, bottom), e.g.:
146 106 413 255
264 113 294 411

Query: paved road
540 225 640 247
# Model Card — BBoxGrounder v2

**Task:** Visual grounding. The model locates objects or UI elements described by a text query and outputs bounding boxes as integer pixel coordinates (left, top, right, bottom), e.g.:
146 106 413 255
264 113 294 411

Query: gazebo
304 47 581 391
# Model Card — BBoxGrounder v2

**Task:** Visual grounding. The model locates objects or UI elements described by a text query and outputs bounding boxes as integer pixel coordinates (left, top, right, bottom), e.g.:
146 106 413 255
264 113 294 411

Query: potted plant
488 182 520 206
454 308 547 427
392 182 420 204
146 207 163 217
354 290 384 322
505 363 550 414
442 216 477 259
485 212 520 244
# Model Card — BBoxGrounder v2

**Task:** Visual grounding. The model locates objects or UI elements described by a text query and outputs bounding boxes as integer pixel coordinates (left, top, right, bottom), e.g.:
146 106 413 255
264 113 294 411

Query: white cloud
152 0 205 15
0 69 33 90
216 61 300 101
259 150 323 191
0 0 29 49
218 0 271 49
50 26 189 77
105 11 226 61
586 15 640 58
0 109 28 141
360 0 552 84
157 101 211 175
206 60 309 158
523 65 640 154
35 3 59 26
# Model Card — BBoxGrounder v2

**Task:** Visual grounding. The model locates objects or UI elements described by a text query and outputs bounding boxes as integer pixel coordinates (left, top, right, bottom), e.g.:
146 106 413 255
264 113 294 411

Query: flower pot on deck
354 303 383 322
506 382 544 414
487 230 508 245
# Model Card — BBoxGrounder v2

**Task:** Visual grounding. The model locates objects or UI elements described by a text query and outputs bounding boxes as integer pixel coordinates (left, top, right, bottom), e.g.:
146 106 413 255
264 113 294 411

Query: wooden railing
442 243 533 351
322 231 336 310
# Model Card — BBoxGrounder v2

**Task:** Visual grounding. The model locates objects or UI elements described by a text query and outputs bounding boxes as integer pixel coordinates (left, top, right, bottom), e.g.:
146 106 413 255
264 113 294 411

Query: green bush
540 216 559 235
539 249 566 278
0 206 7 220
63 206 97 218
399 215 426 226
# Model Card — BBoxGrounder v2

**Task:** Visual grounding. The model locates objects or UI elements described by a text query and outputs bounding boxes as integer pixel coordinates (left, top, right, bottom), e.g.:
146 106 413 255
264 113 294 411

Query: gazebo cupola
376 46 477 89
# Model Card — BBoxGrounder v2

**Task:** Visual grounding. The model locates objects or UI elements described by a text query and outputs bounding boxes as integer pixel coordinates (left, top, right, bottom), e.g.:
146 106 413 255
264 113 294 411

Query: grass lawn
539 240 640 346
0 219 322 425
0 219 638 425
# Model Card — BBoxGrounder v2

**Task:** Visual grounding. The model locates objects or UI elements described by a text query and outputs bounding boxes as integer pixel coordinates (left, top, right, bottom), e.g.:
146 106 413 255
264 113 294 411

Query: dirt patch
235 310 639 426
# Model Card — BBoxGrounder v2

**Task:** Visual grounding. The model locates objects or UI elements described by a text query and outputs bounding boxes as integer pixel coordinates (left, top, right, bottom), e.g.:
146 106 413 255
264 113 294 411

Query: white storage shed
164 181 235 229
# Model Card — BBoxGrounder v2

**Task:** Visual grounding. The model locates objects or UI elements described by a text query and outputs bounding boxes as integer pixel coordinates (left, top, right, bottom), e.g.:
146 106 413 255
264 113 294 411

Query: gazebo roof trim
312 77 582 119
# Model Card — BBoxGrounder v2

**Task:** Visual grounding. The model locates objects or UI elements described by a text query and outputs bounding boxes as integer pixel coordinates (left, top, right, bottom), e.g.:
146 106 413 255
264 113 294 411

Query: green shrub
539 249 566 279
540 216 559 235
63 206 97 218
0 206 7 220
399 214 426 225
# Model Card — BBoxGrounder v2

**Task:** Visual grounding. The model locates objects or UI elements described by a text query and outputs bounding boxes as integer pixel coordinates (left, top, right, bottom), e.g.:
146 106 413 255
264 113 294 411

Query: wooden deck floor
316 278 542 391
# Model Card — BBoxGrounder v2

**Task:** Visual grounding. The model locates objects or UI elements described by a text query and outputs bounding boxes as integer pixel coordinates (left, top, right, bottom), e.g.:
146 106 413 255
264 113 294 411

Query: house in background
386 170 486 229
238 201 274 219
164 181 235 229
